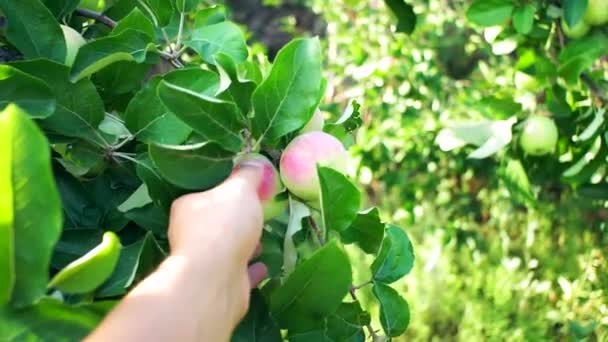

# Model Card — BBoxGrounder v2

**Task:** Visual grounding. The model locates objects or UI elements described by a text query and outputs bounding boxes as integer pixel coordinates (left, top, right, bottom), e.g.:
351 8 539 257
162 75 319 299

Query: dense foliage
297 0 607 340
0 0 414 341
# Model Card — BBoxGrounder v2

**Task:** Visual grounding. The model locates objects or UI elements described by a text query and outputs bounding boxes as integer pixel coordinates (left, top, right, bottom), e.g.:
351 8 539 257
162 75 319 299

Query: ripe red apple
584 0 608 26
234 153 287 220
280 131 348 201
300 109 325 133
520 116 558 156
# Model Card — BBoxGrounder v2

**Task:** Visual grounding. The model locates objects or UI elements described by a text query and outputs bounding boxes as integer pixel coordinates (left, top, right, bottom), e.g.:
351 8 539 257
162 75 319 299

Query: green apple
561 18 590 39
520 116 559 156
584 0 608 26
61 25 86 66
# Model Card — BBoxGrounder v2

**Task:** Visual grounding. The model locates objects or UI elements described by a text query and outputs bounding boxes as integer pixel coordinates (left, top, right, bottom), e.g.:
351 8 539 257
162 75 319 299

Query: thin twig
74 8 116 28
351 280 373 291
308 217 326 245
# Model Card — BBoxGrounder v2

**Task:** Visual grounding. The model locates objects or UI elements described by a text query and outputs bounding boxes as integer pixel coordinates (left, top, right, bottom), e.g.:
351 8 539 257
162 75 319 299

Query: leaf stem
74 8 117 29
308 217 325 245
581 73 608 105
175 12 186 53
349 287 381 341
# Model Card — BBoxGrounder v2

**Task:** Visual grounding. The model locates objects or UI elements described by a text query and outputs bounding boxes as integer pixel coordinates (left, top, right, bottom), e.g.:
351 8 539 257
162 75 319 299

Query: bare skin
86 165 267 342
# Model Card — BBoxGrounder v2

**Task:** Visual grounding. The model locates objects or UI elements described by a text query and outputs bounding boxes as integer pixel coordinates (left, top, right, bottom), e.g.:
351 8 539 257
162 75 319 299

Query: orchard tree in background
0 0 414 341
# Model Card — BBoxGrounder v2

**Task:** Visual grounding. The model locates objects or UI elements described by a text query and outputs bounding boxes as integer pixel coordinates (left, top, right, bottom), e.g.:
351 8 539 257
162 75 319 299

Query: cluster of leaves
0 0 416 340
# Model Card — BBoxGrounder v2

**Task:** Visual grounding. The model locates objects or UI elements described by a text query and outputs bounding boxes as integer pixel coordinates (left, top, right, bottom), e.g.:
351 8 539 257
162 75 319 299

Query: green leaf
326 302 370 342
194 6 227 27
563 136 606 185
138 0 174 26
185 22 248 65
214 53 257 116
558 35 608 85
124 203 169 236
371 225 414 284
0 105 63 308
578 183 608 200
383 0 416 34
113 7 156 38
0 0 67 63
117 184 152 213
466 0 514 27
435 118 516 159
319 167 360 233
512 4 535 35
0 298 111 340
0 65 55 118
578 108 605 143
70 29 156 82
231 290 282 342
372 283 410 337
41 0 80 18
288 331 334 342
0 112 14 306
125 77 192 145
341 208 385 255
563 0 588 28
149 142 234 190
48 232 121 294
10 59 106 145
158 69 244 152
135 154 183 210
97 232 166 297
252 38 323 145
499 159 535 207
270 241 352 331
175 0 198 13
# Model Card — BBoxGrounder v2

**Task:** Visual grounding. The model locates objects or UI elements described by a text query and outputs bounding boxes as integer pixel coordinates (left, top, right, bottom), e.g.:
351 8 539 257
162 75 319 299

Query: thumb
222 161 264 196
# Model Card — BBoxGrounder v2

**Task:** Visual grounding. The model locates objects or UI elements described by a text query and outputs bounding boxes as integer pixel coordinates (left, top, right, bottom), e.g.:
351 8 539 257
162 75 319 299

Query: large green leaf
251 38 323 145
158 69 244 152
0 298 112 341
0 108 14 306
214 53 256 117
41 0 80 18
113 7 156 38
0 0 67 63
135 154 183 211
231 290 282 342
0 65 55 119
184 22 248 65
466 0 514 27
149 142 234 190
0 105 63 308
125 77 192 145
371 225 414 284
340 208 385 255
372 283 410 337
10 59 106 146
319 167 360 233
138 0 174 26
97 232 166 297
70 29 156 82
270 241 352 331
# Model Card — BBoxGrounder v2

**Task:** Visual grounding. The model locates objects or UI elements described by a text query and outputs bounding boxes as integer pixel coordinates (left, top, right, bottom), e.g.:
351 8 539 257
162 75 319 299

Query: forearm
86 255 237 342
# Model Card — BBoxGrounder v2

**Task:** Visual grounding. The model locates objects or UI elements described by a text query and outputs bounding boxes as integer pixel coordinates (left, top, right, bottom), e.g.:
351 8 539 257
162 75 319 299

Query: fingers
247 262 268 289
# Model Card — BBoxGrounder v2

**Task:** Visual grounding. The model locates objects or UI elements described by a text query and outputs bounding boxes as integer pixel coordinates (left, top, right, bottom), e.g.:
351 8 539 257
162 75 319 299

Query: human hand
167 164 268 325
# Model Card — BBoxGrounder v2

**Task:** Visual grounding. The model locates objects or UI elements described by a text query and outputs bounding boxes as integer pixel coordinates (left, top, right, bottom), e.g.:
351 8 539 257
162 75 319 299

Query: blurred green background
226 0 608 340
